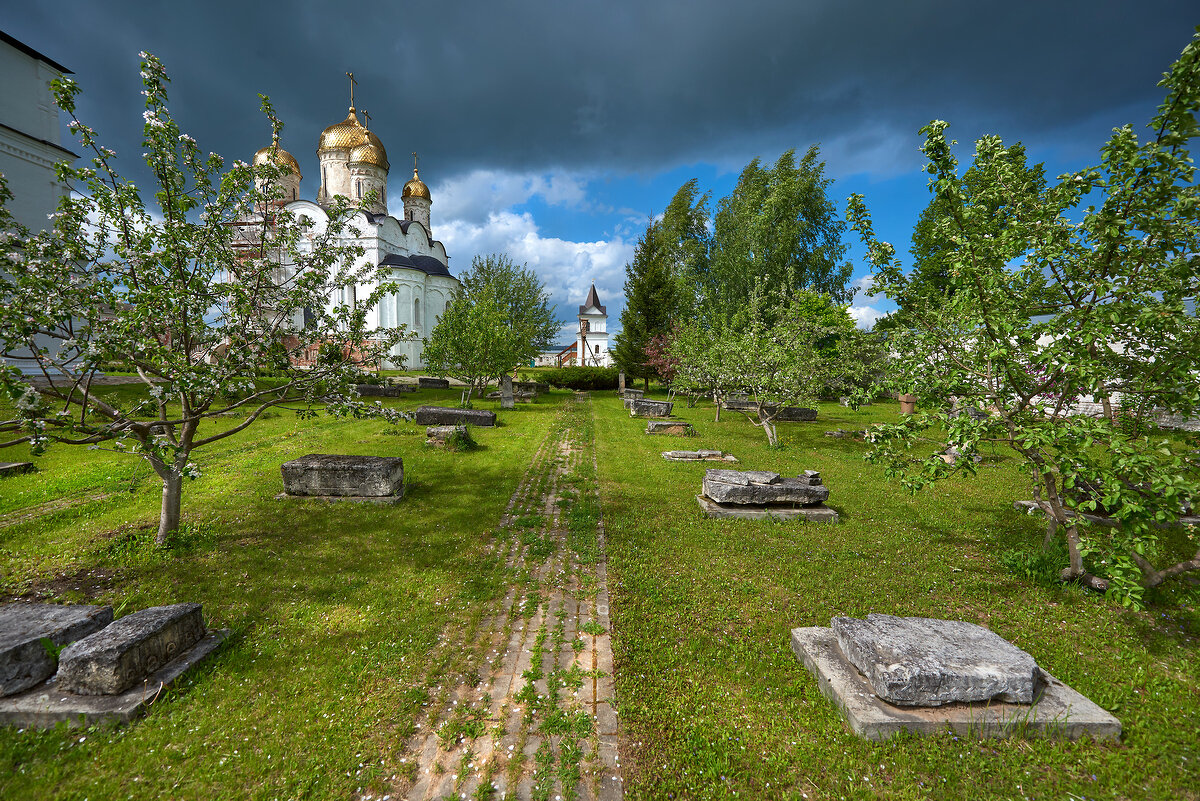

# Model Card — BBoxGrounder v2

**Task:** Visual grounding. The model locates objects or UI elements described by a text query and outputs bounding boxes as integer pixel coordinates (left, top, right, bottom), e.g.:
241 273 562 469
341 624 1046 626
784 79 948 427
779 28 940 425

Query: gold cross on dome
362 109 372 129
412 152 419 172
346 71 357 108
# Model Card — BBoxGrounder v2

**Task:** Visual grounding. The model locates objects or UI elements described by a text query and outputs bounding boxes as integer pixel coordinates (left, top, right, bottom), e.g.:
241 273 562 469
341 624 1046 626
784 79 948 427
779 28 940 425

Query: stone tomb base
0 630 229 729
695 494 838 522
663 450 737 462
790 627 1120 741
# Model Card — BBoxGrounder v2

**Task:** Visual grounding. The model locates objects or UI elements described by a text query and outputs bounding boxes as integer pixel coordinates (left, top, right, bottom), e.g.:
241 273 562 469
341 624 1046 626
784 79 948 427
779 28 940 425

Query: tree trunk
763 421 778 447
643 377 649 392
157 470 183 546
713 394 722 422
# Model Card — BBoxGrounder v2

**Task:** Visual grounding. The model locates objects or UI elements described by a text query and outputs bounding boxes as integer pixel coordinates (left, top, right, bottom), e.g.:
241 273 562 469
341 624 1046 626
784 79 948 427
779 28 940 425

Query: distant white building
575 284 612 367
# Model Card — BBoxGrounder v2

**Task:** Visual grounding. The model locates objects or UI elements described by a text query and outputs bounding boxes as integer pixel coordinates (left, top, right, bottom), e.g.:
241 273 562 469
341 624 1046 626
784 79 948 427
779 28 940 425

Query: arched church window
414 298 421 329
356 180 362 198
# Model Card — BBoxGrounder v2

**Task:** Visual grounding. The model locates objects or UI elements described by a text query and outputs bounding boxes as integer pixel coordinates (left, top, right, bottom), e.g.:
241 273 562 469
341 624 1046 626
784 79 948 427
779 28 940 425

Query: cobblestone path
400 395 622 800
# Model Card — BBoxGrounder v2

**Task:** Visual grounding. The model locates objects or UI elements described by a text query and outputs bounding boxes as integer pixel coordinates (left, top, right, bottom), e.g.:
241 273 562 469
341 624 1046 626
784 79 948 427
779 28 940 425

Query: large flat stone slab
0 629 229 728
724 400 816 421
281 454 404 497
418 377 450 389
414 406 497 427
1 604 114 696
702 469 829 505
629 399 672 418
662 450 737 462
0 462 35 478
58 603 207 695
696 494 838 522
354 383 404 397
791 627 1120 741
832 614 1038 706
645 420 695 436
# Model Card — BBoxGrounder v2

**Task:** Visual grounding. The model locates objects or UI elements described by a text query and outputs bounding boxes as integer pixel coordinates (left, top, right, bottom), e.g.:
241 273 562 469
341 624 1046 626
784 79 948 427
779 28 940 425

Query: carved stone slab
831 614 1039 706
0 462 35 478
500 376 515 410
662 450 737 462
354 383 403 397
0 629 229 728
418 377 451 389
0 604 114 696
702 469 828 505
57 603 207 696
414 406 497 427
792 626 1120 741
629 399 673 418
281 454 404 497
645 420 695 436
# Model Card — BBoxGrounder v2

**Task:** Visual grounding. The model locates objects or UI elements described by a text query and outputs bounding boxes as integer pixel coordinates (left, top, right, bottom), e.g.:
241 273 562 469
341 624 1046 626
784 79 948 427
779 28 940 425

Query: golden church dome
349 129 389 170
318 108 365 152
253 135 301 177
402 168 430 201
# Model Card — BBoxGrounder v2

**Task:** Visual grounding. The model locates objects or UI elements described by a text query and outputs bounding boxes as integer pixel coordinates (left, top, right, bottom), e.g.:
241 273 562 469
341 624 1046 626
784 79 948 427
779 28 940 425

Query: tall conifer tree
611 221 676 390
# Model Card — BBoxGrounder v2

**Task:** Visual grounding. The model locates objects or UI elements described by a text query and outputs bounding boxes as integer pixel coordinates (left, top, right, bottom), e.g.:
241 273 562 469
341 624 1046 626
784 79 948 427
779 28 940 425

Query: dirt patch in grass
1 565 126 603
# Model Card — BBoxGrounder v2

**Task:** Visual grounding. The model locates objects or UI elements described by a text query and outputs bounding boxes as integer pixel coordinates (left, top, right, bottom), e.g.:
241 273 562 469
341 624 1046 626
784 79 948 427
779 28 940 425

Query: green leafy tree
423 253 558 404
611 221 677 390
659 179 712 317
708 147 853 320
848 29 1200 604
0 54 408 544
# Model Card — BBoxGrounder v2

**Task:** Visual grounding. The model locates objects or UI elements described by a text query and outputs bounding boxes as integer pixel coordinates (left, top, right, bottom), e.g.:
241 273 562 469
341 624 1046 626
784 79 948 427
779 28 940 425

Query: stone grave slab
417 377 450 389
280 454 404 499
500 375 515 410
629 399 672 418
645 420 694 436
354 383 403 398
825 429 866 440
414 406 497 427
723 400 817 421
662 450 737 462
426 425 472 448
695 495 838 521
58 603 207 695
832 614 1037 706
1 604 114 696
791 626 1120 741
0 629 229 729
702 469 828 505
0 462 35 478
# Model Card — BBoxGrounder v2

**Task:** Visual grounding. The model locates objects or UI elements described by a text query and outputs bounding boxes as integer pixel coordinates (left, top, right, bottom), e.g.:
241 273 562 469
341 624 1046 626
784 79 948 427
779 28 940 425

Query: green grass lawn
0 387 564 799
596 392 1199 799
1 387 1197 799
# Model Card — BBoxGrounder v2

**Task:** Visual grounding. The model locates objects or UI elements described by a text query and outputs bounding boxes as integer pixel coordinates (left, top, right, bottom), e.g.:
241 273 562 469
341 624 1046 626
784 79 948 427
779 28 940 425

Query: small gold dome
318 108 366 152
349 130 389 170
402 168 430 201
253 136 301 177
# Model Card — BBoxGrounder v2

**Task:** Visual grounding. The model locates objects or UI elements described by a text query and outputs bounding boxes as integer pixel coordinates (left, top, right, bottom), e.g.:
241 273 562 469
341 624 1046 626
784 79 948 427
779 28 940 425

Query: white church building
250 83 459 369
575 284 612 367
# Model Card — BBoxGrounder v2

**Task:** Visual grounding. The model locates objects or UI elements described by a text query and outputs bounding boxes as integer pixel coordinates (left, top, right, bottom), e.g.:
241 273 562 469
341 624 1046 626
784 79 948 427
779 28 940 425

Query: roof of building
0 30 72 74
380 252 451 277
579 283 606 315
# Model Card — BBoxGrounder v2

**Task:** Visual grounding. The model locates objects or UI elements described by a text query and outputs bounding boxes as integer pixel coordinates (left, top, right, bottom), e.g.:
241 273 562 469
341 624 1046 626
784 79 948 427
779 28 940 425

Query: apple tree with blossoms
0 53 411 544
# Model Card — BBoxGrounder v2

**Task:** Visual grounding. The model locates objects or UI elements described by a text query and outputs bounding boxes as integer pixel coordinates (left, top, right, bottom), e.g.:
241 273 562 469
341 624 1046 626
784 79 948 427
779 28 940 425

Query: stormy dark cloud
2 1 1195 331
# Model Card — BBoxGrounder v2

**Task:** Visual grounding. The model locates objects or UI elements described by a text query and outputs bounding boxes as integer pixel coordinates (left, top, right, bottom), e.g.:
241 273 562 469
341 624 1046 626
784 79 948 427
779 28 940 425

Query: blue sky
1 1 1194 343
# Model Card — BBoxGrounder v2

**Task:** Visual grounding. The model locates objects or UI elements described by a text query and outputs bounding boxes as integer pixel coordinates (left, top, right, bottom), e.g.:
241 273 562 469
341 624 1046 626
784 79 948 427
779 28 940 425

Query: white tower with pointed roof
576 283 611 367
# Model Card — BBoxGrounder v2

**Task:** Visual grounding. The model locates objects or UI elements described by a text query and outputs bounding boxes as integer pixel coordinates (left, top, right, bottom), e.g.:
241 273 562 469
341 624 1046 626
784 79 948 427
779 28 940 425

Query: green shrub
540 366 619 390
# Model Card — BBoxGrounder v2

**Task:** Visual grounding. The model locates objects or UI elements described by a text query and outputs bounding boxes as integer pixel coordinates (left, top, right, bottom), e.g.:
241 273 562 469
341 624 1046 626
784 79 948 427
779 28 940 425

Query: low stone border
662 450 737 462
695 494 838 522
791 626 1120 742
0 629 230 729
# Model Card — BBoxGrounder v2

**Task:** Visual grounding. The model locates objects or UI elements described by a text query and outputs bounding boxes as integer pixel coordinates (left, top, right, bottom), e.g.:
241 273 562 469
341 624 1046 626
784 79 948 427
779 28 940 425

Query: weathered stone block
57 604 207 695
413 406 497 427
645 420 694 436
500 375 515 410
622 388 644 400
0 462 35 478
831 614 1039 706
281 454 404 497
662 450 737 462
354 383 402 398
0 604 114 696
418 377 450 389
702 469 828 506
696 495 838 521
629 399 672 418
426 425 473 448
514 381 548 395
